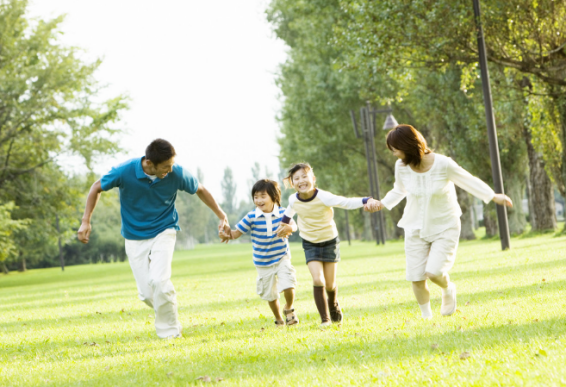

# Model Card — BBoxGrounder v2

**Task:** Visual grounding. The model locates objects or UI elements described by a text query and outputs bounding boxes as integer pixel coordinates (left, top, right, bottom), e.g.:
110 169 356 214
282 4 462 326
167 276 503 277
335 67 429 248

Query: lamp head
383 114 399 130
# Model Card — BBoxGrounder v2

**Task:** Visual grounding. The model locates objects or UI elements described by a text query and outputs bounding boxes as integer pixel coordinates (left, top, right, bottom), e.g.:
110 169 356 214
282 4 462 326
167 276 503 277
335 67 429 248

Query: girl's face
390 146 405 160
254 191 275 213
292 168 316 194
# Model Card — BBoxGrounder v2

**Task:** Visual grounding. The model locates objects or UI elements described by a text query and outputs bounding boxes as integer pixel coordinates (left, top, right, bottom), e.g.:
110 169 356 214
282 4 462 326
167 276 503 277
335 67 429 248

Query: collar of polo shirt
254 204 281 218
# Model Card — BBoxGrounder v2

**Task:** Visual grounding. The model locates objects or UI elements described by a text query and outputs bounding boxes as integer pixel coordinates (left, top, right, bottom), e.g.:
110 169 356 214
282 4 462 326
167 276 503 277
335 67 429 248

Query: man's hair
283 162 314 189
145 139 177 165
252 179 282 206
386 124 432 167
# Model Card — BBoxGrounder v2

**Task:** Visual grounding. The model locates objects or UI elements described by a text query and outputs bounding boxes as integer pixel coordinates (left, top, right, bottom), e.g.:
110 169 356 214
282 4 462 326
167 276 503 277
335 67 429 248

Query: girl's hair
386 124 432 166
251 179 281 206
283 162 314 189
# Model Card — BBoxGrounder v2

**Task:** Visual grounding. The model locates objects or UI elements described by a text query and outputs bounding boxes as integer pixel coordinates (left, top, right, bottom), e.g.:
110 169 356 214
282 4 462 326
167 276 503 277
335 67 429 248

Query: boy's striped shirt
236 205 290 266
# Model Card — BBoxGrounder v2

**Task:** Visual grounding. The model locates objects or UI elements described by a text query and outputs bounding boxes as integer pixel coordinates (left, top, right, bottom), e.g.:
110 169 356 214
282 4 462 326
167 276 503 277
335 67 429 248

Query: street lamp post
472 0 511 250
350 104 398 245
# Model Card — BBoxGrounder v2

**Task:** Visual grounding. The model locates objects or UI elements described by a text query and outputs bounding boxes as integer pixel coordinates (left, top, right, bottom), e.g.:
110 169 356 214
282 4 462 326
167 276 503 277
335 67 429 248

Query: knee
412 280 427 289
312 276 325 287
425 272 442 281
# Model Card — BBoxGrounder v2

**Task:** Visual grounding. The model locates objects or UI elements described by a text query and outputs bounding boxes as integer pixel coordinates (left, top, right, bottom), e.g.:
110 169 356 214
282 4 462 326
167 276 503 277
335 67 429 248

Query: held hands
218 217 232 244
364 198 383 213
275 223 293 239
219 229 232 244
493 194 513 208
77 221 92 244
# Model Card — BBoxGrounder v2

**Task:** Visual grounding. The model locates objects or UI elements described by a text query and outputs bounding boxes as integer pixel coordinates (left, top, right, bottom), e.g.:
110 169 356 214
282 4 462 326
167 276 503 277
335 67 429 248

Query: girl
368 124 512 319
276 163 379 327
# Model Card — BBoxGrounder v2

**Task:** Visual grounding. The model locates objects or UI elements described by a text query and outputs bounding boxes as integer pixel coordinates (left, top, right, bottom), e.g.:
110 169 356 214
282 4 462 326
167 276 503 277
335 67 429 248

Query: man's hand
77 221 92 244
364 198 383 213
275 223 293 238
493 194 513 207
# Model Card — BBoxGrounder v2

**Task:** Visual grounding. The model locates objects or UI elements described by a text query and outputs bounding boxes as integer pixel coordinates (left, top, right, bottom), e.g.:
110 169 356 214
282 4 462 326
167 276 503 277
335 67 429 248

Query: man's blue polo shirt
100 157 199 240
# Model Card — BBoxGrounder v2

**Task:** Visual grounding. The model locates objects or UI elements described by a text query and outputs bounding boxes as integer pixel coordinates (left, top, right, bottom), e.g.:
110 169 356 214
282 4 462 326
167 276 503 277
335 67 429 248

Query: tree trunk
483 205 498 237
506 178 527 235
523 126 557 231
550 90 566 198
1 262 8 274
56 214 65 271
457 187 476 240
19 254 26 272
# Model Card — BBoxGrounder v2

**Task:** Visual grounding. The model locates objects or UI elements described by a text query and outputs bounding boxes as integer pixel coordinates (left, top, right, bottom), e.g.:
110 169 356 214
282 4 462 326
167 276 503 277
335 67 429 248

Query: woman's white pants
125 228 181 338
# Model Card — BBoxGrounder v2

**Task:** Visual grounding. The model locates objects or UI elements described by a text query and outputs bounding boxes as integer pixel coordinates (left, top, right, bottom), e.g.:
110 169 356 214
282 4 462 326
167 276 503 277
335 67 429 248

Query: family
77 124 513 338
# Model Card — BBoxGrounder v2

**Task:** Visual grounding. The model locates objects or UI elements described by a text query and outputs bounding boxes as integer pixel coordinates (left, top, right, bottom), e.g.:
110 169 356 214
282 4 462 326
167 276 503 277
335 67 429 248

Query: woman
369 124 512 319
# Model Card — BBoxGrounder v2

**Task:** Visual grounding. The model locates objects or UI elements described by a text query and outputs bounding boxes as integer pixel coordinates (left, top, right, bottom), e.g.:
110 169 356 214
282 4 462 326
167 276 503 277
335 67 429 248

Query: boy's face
292 168 316 194
254 191 275 213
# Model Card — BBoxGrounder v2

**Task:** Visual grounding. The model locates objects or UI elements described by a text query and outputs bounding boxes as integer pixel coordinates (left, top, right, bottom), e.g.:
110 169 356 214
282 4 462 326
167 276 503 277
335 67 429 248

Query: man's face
152 157 175 179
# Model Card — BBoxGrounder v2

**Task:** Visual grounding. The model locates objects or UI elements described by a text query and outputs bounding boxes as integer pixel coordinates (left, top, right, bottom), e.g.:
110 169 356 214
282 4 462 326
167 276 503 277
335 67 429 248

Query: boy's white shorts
404 223 461 282
255 256 297 302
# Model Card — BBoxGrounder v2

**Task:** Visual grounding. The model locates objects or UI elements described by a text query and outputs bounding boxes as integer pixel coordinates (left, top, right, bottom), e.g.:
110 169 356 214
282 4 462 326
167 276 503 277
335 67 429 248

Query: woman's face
390 146 406 160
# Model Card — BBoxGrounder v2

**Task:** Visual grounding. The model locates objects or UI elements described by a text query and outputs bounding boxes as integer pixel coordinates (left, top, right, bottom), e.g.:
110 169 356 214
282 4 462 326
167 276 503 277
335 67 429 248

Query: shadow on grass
48 314 566 386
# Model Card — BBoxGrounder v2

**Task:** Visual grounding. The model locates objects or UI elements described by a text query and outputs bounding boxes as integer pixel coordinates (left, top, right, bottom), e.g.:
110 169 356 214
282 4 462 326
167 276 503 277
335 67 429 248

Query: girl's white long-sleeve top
381 154 495 238
282 189 369 243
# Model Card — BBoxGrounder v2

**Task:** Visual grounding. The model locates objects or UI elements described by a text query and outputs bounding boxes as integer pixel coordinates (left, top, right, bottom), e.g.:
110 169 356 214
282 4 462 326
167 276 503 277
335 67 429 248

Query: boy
220 179 299 326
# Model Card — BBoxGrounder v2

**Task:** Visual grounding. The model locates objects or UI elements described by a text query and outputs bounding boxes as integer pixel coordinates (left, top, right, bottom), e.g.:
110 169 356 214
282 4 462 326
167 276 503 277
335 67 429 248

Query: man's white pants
125 228 181 338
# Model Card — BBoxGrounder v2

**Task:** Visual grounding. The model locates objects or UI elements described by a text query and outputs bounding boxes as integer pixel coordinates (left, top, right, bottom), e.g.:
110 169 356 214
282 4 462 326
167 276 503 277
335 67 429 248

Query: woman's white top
381 154 495 237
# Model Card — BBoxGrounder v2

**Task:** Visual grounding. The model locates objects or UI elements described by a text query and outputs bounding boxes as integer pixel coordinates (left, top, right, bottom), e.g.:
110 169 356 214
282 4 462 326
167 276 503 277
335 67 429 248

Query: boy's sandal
274 320 285 327
284 308 299 326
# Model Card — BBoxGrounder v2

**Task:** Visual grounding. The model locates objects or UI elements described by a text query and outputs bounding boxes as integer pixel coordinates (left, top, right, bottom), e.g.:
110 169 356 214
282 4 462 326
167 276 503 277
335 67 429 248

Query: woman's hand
492 194 513 207
364 198 383 212
275 223 293 238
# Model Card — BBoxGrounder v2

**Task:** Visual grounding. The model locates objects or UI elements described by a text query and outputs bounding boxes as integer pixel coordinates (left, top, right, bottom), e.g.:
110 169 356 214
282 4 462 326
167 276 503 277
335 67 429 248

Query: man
77 139 230 338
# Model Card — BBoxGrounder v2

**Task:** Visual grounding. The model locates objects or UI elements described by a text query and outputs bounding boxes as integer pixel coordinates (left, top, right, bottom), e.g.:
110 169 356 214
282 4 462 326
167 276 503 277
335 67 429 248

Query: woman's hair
283 162 314 189
386 124 432 166
145 138 177 165
251 179 281 206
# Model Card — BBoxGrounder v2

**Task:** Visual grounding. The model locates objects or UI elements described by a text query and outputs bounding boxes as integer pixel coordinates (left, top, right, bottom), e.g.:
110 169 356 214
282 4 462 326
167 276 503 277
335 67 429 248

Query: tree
0 0 128 269
336 0 566 203
0 202 28 274
221 167 238 218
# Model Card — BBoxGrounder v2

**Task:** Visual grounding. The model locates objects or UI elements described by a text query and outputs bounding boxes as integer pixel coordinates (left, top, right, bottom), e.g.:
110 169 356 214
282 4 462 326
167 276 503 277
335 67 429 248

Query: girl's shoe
284 308 299 325
329 300 343 323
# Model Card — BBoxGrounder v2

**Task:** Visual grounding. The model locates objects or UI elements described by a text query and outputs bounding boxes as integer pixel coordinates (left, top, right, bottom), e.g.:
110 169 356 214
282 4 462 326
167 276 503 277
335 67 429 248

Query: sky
28 0 288 201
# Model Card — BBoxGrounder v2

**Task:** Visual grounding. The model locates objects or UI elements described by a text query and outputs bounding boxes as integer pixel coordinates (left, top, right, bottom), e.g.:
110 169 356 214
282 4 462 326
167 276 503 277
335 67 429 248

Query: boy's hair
386 124 432 167
252 179 281 206
145 139 177 166
283 162 314 189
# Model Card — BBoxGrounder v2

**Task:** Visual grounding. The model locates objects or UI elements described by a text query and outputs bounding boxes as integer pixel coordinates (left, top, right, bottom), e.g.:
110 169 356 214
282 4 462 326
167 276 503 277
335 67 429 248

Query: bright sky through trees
28 0 286 200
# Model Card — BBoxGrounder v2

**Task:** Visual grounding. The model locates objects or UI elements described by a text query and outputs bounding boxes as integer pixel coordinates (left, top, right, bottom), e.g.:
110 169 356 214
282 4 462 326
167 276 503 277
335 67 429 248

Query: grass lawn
1 232 565 386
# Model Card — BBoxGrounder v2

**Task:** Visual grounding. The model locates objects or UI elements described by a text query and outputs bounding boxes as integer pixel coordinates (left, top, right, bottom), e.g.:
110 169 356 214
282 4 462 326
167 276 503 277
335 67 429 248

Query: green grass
1 232 565 386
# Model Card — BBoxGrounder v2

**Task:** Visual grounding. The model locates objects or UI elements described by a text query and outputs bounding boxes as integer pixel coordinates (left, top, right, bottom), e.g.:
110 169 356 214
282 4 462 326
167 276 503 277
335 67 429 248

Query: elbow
92 180 103 194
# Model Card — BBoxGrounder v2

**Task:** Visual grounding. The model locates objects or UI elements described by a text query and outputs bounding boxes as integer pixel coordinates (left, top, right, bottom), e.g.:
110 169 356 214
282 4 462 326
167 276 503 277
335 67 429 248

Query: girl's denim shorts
302 237 340 264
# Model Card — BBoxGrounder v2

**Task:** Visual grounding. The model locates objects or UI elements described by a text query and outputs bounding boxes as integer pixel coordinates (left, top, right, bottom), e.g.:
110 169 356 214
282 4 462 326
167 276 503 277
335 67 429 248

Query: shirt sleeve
447 158 495 204
236 214 253 235
100 166 122 191
177 166 199 195
317 190 367 210
281 195 296 224
381 161 407 210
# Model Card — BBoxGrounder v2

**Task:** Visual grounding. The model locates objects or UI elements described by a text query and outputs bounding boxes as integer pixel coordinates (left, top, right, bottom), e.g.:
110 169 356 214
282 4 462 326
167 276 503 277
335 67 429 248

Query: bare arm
196 183 230 234
77 180 103 244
